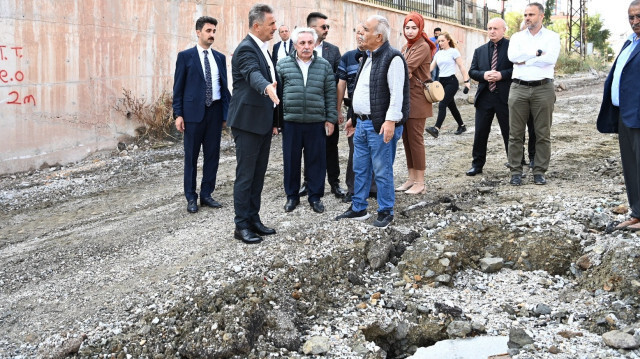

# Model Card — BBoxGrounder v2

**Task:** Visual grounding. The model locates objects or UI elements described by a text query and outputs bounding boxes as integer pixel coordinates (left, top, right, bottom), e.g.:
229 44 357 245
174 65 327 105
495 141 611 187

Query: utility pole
567 0 587 57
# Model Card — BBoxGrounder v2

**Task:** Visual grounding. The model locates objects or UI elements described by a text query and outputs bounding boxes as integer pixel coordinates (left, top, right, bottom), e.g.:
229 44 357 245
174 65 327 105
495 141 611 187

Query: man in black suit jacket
226 4 279 244
466 17 512 176
173 16 231 213
272 25 293 64
305 11 346 198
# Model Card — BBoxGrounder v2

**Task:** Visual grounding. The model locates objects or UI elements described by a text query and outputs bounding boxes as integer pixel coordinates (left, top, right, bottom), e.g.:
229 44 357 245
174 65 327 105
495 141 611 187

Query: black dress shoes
510 174 522 186
234 228 263 244
342 192 354 203
284 198 300 212
466 167 483 176
250 221 276 236
331 184 347 198
187 200 198 213
311 200 325 213
201 196 222 208
533 174 546 185
299 182 308 196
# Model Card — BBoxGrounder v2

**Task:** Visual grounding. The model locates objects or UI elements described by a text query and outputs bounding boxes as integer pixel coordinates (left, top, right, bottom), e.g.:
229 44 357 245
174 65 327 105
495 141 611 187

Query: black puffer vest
353 41 410 132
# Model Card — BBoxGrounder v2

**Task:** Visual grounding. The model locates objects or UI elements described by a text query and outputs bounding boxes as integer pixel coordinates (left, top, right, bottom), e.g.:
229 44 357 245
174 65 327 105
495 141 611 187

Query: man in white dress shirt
507 2 560 186
272 25 292 64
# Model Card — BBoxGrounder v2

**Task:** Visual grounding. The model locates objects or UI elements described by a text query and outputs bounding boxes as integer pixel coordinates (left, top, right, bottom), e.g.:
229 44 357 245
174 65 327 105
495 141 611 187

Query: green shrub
555 53 608 75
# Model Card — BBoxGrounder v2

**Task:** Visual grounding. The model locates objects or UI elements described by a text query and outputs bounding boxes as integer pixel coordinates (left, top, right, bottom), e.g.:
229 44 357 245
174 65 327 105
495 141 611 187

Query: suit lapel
191 46 205 81
247 35 272 82
212 50 226 87
624 40 640 68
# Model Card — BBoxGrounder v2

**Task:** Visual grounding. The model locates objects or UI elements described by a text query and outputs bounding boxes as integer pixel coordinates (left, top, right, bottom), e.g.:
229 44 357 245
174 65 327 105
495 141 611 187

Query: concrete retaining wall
0 0 487 174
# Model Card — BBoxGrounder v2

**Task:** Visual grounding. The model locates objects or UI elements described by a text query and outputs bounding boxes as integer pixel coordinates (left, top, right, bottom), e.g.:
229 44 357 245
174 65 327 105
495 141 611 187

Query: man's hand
266 81 280 105
379 120 396 144
338 112 345 125
175 116 185 133
325 122 335 136
484 70 502 82
272 127 280 135
345 119 355 137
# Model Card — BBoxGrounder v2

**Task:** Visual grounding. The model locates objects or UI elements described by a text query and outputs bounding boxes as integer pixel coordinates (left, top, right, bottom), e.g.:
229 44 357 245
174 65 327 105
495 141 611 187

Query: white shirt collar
248 32 269 51
196 43 211 54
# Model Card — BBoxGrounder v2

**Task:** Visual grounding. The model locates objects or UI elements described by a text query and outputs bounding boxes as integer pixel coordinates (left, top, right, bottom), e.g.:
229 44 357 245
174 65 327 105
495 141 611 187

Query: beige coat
402 37 433 119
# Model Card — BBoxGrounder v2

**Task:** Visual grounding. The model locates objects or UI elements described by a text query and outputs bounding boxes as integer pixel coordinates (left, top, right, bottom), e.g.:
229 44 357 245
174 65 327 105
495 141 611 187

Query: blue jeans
352 120 403 214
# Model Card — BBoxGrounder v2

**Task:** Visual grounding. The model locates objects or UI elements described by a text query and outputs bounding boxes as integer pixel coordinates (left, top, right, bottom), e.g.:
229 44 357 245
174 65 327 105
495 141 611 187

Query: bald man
466 17 513 176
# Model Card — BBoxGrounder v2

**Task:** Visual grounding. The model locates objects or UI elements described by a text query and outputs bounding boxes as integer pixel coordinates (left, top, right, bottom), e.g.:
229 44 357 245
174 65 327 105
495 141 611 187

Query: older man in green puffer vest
276 27 338 214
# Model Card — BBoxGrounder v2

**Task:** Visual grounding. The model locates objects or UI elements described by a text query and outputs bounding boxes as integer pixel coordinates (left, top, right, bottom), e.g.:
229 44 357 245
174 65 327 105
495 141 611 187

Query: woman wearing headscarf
396 12 437 195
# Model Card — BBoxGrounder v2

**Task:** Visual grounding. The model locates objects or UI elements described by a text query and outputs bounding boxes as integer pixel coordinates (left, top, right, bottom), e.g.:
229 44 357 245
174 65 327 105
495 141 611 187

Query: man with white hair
276 27 337 214
335 15 409 228
466 17 512 176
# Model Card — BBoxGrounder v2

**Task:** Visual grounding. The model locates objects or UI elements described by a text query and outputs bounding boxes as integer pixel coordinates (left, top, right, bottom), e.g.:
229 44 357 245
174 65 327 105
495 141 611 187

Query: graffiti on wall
0 45 36 106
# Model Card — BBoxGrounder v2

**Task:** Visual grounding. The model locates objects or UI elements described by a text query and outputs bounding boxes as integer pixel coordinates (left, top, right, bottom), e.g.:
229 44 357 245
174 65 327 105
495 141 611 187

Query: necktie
204 50 213 106
283 41 287 53
489 43 498 92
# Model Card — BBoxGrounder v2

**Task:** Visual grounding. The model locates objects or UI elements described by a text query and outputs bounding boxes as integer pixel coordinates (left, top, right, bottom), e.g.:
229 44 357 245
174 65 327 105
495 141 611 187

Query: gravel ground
1 73 640 359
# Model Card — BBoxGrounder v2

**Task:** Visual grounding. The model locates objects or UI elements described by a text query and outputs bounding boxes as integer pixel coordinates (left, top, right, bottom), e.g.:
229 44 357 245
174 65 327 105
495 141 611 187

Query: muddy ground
1 73 640 358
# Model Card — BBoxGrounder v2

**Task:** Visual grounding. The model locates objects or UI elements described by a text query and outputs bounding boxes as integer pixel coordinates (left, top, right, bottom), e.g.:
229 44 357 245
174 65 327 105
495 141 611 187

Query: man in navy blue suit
598 0 640 231
173 16 231 214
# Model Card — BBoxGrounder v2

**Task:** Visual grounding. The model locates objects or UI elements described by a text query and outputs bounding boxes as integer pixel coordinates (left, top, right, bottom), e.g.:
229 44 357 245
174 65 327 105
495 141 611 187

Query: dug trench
1 73 640 358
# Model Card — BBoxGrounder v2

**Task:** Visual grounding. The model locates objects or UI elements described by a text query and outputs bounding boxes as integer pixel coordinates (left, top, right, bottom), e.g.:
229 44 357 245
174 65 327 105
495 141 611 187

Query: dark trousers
183 101 223 201
435 75 464 128
283 121 326 203
619 115 640 219
346 134 377 194
325 124 341 185
231 127 272 229
525 116 536 162
471 91 509 169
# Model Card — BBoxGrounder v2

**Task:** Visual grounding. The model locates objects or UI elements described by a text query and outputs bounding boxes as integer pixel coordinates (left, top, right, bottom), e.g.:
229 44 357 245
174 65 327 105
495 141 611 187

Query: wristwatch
536 49 543 57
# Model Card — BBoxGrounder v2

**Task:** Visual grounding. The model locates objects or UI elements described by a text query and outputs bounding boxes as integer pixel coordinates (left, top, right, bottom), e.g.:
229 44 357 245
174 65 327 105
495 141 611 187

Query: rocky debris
602 330 640 350
507 327 534 354
576 254 593 270
367 238 393 269
533 303 552 316
42 334 87 359
479 257 504 273
302 336 330 355
446 320 472 338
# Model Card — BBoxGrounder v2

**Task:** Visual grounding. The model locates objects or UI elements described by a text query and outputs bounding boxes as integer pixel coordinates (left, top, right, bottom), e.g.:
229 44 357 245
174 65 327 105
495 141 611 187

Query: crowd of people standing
171 2 575 244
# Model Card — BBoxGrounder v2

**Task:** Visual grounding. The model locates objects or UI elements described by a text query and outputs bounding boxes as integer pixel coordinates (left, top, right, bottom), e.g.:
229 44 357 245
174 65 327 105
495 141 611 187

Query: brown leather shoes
615 217 640 230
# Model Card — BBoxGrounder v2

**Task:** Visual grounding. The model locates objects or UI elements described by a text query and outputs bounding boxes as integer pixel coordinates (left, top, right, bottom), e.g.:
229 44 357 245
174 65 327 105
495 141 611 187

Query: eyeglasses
629 14 640 21
316 24 330 30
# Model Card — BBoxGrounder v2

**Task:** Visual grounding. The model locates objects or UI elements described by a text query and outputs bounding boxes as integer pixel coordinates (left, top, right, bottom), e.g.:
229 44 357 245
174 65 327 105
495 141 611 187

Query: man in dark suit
302 11 346 198
173 16 231 213
466 17 512 176
598 0 640 231
226 4 279 244
272 25 293 64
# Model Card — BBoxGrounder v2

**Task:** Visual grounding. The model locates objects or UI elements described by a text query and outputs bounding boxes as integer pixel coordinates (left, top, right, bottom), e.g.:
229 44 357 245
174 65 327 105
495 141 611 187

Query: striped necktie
489 43 498 92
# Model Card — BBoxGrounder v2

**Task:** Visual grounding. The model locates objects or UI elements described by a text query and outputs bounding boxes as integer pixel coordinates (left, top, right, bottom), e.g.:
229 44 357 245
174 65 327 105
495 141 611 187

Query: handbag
421 80 444 103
